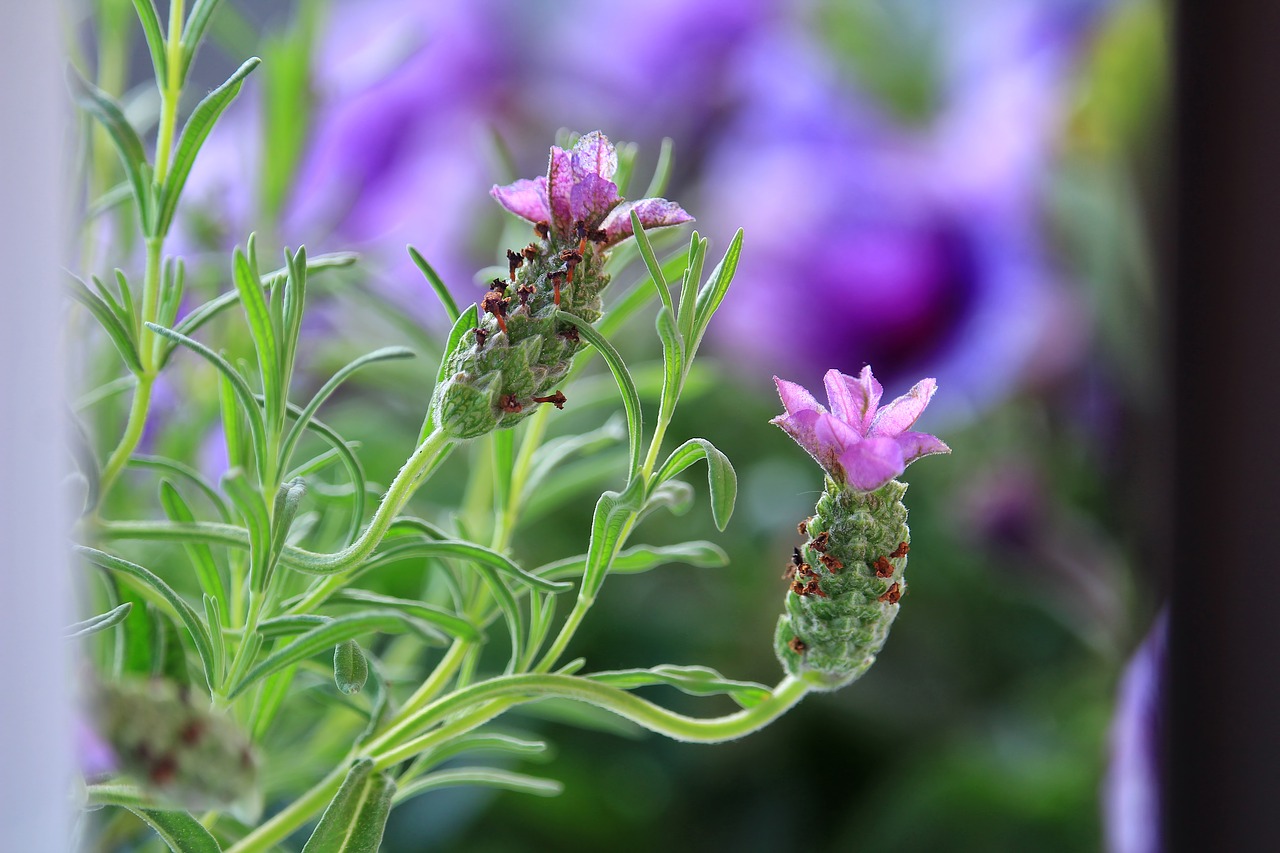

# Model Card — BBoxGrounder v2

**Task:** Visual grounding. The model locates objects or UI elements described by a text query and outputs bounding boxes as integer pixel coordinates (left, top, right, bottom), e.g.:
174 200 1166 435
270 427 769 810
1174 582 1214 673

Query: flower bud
333 640 369 695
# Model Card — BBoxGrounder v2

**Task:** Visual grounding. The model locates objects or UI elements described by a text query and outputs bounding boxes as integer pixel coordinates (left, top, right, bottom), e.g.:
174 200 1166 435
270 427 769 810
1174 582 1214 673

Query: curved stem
97 374 154 498
368 673 809 761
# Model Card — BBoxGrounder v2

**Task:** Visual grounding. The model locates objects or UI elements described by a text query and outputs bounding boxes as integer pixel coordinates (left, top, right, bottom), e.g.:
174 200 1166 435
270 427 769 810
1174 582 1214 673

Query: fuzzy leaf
653 438 737 531
301 759 394 853
408 246 460 323
68 69 153 233
556 312 644 481
65 601 133 638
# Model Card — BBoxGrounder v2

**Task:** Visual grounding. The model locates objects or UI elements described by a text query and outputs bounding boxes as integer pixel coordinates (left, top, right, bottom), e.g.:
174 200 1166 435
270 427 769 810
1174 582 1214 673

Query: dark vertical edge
1171 2 1280 851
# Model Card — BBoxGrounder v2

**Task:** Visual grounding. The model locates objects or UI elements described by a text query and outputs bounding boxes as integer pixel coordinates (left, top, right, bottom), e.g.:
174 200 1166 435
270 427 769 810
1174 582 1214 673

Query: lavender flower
490 131 692 247
772 366 949 491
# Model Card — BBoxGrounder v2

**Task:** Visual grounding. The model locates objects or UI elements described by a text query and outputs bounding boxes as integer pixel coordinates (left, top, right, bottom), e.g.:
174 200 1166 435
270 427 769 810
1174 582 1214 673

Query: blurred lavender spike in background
1104 608 1166 853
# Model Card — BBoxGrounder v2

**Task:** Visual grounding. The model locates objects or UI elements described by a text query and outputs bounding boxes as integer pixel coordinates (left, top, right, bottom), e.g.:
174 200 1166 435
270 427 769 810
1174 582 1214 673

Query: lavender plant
69 4 947 850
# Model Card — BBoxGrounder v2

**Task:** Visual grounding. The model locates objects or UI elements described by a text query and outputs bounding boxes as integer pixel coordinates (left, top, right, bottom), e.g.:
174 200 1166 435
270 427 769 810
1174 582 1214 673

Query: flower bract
773 366 950 491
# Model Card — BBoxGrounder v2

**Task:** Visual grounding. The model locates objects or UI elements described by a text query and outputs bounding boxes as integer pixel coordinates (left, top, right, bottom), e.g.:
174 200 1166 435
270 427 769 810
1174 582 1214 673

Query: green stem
369 673 809 761
225 764 347 853
390 639 470 726
97 374 154 498
152 0 185 184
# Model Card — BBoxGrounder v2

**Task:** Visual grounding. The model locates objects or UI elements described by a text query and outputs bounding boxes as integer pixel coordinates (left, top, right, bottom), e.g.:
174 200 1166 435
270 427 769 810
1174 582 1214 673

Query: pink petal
547 145 575 236
897 430 951 465
570 131 618 182
568 173 621 230
823 367 882 437
838 436 906 491
869 378 939 438
600 198 694 245
773 376 825 417
490 177 550 224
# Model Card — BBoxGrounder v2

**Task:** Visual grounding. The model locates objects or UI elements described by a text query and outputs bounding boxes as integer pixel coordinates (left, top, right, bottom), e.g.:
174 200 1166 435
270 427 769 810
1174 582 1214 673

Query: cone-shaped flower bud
771 368 948 690
432 132 693 439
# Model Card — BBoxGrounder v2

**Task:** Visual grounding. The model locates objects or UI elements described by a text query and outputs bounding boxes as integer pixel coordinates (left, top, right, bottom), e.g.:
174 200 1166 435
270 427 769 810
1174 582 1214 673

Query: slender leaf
221 468 271 593
408 246 460 323
395 768 561 804
89 274 130 335
232 242 281 424
131 454 231 522
203 594 225 685
265 478 306 590
677 233 706 344
655 305 684 417
630 209 673 315
329 589 482 642
536 541 728 582
690 228 744 352
66 602 133 638
129 808 223 853
68 69 153 233
252 664 297 740
149 323 268 471
579 481 645 600
653 438 737 531
589 664 771 708
414 733 548 770
279 346 415 470
229 612 440 698
355 539 569 594
155 57 260 235
642 136 676 199
301 759 395 853
66 275 142 374
130 0 167 82
555 312 643 480
597 252 688 340
159 480 226 611
180 0 225 81
521 415 625 503
75 546 217 691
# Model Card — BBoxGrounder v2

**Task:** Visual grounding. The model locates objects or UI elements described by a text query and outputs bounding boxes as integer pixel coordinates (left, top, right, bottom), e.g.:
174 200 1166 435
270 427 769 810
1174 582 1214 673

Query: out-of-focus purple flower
75 713 117 779
699 0 1107 418
772 366 949 490
1104 608 1166 853
491 132 692 246
180 0 517 312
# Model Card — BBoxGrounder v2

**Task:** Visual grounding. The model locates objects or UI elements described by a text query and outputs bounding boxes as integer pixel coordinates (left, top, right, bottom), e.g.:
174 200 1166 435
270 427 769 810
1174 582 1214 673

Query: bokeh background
72 0 1169 850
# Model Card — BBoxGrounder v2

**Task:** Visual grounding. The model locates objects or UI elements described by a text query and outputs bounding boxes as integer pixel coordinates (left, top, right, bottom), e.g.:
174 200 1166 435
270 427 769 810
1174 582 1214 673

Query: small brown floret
878 582 901 604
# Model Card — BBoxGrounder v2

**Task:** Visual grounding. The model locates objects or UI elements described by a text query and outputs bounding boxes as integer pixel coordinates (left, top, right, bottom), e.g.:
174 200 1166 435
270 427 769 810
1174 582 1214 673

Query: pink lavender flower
772 366 950 491
490 131 692 246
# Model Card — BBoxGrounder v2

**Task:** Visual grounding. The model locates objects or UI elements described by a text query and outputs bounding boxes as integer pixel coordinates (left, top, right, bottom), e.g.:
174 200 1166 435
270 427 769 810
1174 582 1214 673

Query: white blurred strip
0 3 72 849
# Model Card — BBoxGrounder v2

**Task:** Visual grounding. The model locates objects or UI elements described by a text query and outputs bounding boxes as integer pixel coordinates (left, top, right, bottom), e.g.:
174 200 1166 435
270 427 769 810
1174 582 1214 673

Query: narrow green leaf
420 305 478 443
158 479 227 611
414 733 548 770
653 438 738 531
301 759 395 853
676 234 706 344
66 413 101 515
86 784 228 847
74 546 217 691
65 601 133 638
353 539 569 594
180 0 225 81
130 0 167 83
588 664 772 708
156 259 186 332
690 228 744 354
598 252 689 340
146 322 267 467
580 480 646 600
155 57 260 235
65 275 142 374
217 371 246 472
642 479 694 519
229 613 436 698
329 589 482 642
655 305 684 417
203 594 225 685
114 270 139 335
85 181 134 222
555 312 644 481
251 664 297 740
265 478 306 589
536 541 729 581
166 252 357 360
407 246 460 323
630 209 674 316
521 415 625 504
279 347 415 472
89 274 130 335
231 243 281 425
221 468 271 593
642 136 676 199
131 455 232 522
279 248 308 400
279 404 366 546
68 69 153 233
395 768 561 804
